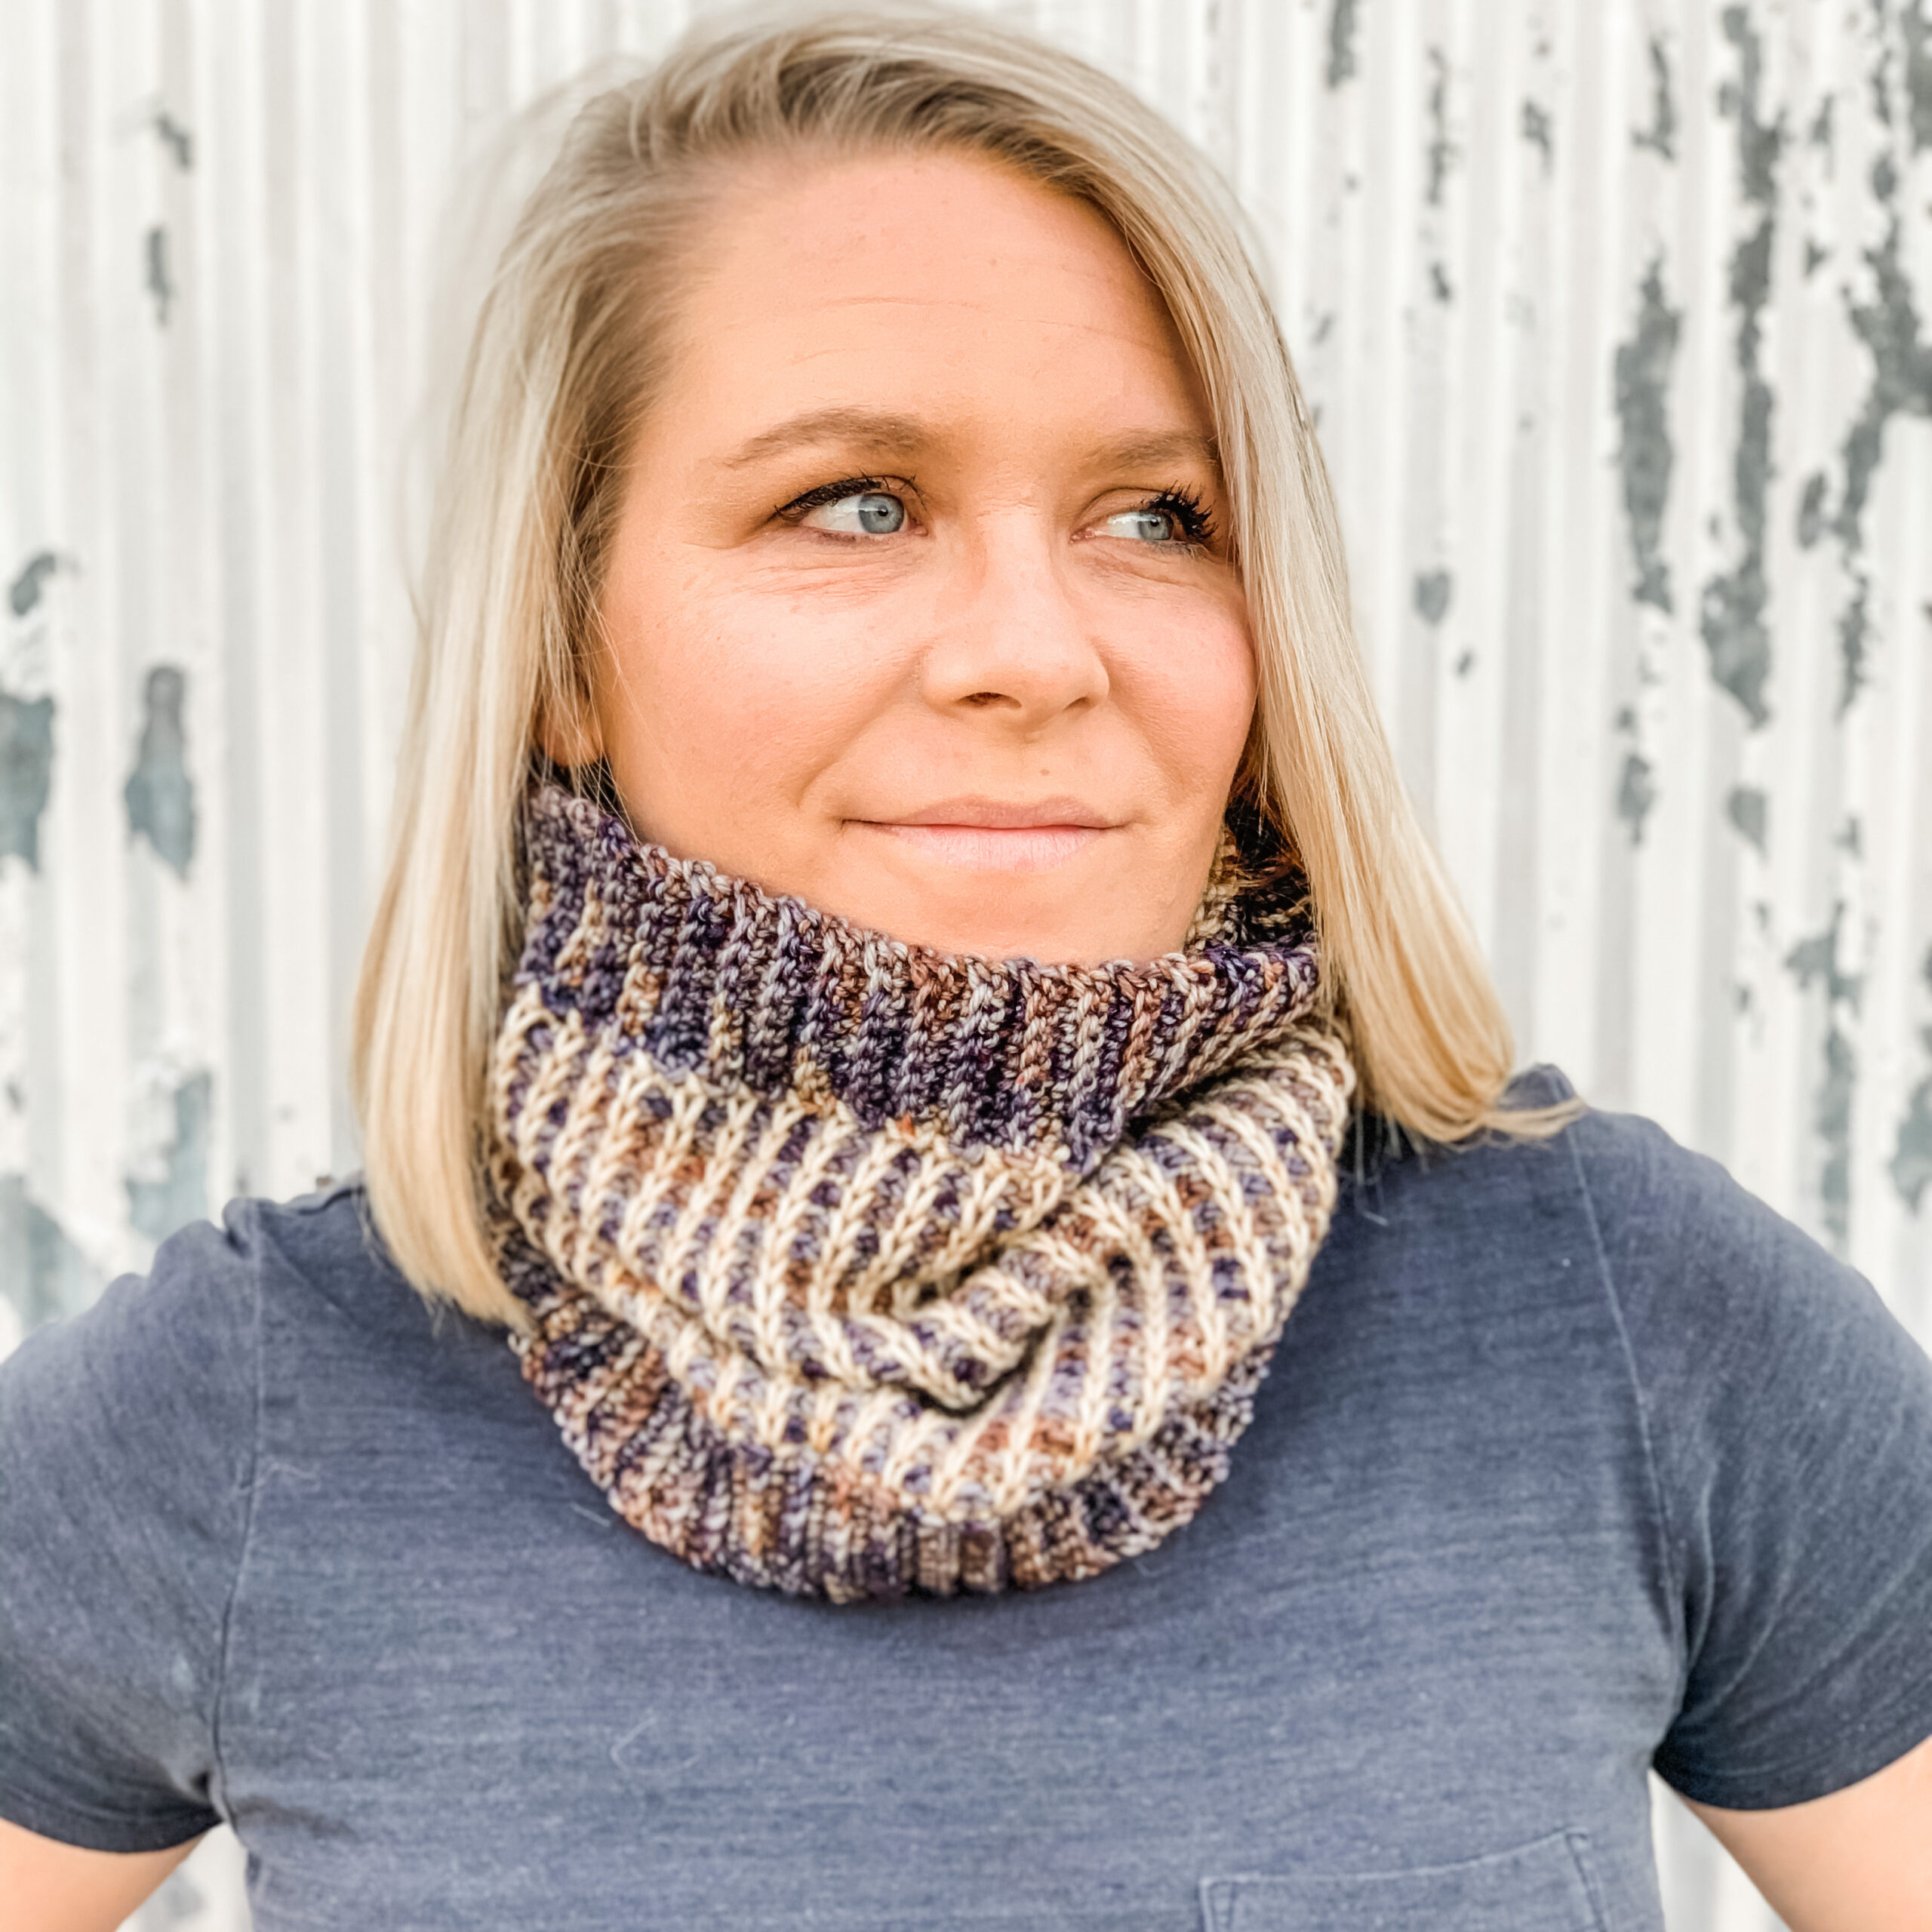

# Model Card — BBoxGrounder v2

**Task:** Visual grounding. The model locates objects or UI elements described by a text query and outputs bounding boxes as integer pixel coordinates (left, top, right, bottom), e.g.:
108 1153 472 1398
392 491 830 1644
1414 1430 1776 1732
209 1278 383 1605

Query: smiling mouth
854 797 1117 872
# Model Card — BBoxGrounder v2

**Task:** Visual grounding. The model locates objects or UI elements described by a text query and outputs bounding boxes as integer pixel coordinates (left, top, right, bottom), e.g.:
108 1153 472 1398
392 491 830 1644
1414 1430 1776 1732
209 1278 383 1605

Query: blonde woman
4 10 1929 1929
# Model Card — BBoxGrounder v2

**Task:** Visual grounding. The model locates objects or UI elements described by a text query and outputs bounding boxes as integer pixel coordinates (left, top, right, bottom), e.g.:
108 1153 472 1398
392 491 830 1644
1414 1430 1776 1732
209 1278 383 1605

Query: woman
4 9 1929 1927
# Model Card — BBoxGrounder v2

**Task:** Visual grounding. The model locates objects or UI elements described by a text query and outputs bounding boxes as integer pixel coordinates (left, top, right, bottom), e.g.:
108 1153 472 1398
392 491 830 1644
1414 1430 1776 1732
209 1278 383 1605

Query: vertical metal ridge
4 8 1924 1927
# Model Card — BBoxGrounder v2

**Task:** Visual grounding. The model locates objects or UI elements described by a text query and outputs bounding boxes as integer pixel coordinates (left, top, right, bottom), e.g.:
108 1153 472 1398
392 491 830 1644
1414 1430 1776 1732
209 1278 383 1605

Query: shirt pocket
1199 1828 1607 1932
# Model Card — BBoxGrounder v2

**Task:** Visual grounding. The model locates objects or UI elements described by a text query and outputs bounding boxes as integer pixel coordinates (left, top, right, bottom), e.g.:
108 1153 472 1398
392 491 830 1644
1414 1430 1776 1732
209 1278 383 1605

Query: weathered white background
2 0 1928 1926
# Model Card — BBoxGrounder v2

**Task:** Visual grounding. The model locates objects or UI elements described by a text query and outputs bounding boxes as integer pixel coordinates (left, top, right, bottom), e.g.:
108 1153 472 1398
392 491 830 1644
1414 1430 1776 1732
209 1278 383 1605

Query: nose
916 519 1110 731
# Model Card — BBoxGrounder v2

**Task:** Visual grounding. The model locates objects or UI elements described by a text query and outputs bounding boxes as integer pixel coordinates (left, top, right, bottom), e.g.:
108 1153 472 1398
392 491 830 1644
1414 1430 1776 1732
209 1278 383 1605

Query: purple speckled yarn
487 782 1355 1601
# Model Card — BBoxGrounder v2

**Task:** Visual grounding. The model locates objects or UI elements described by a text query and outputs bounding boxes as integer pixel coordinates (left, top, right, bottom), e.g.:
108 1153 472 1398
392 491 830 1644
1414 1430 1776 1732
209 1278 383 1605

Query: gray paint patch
0 687 54 870
1429 260 1453 303
126 1069 212 1242
1893 1076 1932 1211
1698 5 1785 728
1832 214 1932 555
1425 48 1457 205
1784 903 1864 1012
1616 752 1657 845
146 225 172 325
1906 0 1931 152
1720 6 1785 201
1633 33 1677 160
1871 29 1897 133
8 551 57 617
1326 0 1358 88
0 1174 105 1331
1795 471 1827 546
1785 903 1863 1244
1725 785 1767 851
1414 570 1453 624
125 664 195 877
153 109 193 170
1808 91 1835 155
1521 99 1553 171
1817 1024 1856 1245
1837 573 1872 715
1614 259 1681 611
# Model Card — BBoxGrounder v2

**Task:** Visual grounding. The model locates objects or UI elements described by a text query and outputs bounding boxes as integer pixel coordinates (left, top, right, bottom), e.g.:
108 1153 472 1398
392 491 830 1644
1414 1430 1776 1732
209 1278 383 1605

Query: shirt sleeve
1573 1106 1932 1810
0 1211 262 1851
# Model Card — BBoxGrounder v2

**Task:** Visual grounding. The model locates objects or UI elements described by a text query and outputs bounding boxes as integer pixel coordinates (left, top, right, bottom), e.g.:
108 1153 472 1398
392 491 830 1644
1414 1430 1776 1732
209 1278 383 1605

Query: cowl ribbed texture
488 782 1355 1601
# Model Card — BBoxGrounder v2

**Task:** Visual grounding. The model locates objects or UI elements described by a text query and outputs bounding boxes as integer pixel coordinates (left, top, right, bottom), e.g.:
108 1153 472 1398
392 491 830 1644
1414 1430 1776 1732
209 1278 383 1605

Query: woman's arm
0 1816 202 1931
1687 1730 1932 1932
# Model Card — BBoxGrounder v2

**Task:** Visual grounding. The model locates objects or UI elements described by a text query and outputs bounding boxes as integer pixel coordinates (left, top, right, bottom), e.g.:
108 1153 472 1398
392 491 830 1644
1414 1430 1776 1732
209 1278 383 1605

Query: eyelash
773 475 1217 548
1144 484 1217 550
776 475 904 521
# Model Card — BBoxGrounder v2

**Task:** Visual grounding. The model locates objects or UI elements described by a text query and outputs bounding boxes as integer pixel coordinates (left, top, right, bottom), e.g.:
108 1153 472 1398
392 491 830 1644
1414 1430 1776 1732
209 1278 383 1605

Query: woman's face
574 149 1255 964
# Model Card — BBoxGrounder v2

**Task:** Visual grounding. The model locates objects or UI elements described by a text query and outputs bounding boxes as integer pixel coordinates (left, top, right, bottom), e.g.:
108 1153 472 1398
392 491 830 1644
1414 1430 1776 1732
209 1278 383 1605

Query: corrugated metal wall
2 1 1927 1927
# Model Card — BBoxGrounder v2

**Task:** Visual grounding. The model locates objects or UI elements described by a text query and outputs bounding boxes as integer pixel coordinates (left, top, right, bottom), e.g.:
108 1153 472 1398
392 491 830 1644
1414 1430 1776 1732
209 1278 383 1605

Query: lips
854 796 1119 872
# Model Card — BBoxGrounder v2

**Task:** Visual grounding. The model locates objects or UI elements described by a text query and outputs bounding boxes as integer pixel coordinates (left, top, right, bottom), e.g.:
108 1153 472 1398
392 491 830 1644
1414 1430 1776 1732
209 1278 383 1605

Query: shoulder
0 1183 460 1478
1326 1066 1929 1444
1537 1077 1926 1420
1355 1063 1875 1327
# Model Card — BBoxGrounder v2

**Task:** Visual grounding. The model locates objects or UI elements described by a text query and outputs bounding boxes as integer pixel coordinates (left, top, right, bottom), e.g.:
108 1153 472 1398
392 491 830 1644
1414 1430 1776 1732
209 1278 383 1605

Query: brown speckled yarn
488 783 1354 1601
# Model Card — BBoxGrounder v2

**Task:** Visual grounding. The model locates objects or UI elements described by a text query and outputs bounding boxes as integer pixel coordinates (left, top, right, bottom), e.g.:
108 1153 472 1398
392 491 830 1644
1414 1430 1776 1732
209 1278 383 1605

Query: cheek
1127 595 1257 793
594 568 906 814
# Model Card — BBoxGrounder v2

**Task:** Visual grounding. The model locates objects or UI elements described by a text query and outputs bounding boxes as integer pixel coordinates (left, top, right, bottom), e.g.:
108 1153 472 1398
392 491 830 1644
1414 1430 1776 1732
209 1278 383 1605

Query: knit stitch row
489 782 1354 1600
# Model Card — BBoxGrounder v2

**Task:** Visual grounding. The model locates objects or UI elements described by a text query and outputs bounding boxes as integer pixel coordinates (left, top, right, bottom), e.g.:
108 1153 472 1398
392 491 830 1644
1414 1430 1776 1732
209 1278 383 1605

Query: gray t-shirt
4 1069 1930 1931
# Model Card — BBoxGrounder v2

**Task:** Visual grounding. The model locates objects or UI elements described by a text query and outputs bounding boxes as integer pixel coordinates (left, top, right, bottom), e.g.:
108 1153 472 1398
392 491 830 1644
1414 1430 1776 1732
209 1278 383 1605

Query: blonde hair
352 3 1574 1327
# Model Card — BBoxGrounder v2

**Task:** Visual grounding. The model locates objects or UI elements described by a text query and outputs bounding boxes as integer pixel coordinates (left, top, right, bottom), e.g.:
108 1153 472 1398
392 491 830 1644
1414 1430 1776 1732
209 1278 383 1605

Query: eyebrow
722 408 931 469
721 407 1221 478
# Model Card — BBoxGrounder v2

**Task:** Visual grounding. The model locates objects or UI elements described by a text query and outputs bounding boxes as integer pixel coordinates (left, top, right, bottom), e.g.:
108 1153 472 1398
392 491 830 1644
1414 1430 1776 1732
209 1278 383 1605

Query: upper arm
1574 1109 1932 1807
1687 1729 1932 1932
0 1816 203 1932
0 1216 261 1854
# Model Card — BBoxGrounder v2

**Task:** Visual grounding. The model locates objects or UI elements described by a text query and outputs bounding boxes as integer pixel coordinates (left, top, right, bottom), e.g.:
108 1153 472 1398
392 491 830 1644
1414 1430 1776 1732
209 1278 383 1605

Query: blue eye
1104 507 1183 543
1099 490 1214 548
803 490 906 535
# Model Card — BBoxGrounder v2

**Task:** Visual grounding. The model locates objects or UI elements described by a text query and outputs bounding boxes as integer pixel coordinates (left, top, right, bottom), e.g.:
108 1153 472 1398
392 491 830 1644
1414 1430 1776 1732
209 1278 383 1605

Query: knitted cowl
487 782 1355 1602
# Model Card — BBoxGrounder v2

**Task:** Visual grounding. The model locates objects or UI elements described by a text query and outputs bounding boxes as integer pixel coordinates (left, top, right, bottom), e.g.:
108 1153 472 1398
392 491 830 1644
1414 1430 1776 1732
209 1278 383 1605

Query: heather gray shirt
5 1070 1931 1931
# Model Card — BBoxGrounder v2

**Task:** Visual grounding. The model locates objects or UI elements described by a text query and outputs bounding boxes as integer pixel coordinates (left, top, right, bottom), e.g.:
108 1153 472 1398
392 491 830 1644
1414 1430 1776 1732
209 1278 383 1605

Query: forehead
647 147 1208 462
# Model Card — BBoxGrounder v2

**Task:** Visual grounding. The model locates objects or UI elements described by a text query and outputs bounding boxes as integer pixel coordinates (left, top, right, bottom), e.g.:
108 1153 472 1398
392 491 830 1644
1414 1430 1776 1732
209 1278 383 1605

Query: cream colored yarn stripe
491 986 1352 1524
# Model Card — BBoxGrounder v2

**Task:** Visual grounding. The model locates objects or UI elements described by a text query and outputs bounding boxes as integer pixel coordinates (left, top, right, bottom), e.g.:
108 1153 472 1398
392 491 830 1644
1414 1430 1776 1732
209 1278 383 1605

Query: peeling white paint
1 4 1927 1928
